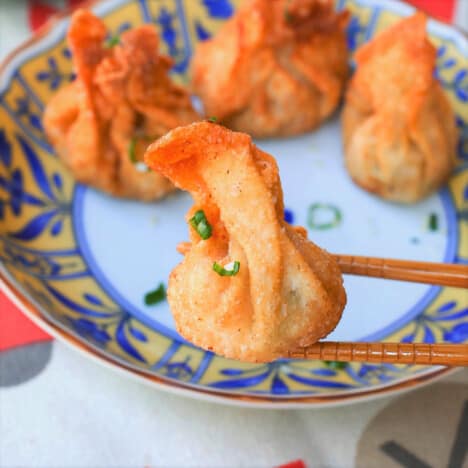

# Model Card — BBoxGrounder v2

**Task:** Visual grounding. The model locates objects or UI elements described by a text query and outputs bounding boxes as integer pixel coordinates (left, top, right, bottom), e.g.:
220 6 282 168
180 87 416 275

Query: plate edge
0 269 457 409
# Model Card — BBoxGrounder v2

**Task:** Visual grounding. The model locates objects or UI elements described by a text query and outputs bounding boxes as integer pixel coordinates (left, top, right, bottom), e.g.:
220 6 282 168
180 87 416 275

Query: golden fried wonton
342 13 457 203
191 0 349 138
44 10 199 201
144 122 346 362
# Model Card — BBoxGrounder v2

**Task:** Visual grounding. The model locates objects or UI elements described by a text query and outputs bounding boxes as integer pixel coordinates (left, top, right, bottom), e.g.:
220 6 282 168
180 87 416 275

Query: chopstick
179 245 466 365
288 342 468 366
334 254 468 288
320 257 467 366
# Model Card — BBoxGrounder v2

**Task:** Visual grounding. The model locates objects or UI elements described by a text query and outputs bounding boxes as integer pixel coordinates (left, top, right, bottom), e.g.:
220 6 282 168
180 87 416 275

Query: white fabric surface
1 341 465 468
1 342 467 467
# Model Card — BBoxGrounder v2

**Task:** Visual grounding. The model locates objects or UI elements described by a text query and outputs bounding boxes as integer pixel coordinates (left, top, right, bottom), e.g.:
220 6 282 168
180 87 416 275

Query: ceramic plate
0 0 467 408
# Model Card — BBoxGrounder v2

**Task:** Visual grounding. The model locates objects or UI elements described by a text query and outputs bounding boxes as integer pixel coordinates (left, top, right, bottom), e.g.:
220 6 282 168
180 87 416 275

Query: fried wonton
44 10 200 201
191 0 349 138
342 13 457 203
144 122 346 362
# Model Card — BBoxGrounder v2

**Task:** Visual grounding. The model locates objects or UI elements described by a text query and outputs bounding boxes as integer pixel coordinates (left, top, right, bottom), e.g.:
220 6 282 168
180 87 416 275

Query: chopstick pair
290 255 468 367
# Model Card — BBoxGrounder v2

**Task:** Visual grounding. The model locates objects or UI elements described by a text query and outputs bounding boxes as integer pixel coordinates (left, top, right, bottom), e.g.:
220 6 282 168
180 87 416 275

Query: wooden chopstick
305 257 468 366
334 254 468 288
288 342 468 366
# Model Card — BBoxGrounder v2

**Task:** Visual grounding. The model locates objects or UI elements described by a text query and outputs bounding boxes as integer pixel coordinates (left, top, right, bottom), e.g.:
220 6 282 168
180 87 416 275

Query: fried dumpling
191 0 349 138
342 13 457 203
43 10 200 201
144 122 346 363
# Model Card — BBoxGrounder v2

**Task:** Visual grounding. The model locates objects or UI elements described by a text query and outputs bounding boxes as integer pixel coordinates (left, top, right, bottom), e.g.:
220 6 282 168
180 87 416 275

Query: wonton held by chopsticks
144 122 346 363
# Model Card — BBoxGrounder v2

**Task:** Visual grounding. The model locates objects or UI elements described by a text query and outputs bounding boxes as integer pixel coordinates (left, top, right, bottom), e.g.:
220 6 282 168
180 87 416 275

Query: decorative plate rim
0 271 457 408
0 0 466 408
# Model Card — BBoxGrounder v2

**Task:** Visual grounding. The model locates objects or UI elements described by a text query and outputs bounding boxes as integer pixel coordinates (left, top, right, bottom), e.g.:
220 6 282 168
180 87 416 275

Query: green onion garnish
128 136 137 163
207 116 218 123
144 283 166 306
105 36 120 48
128 136 153 171
324 361 348 370
307 203 342 230
213 261 240 277
428 213 438 231
189 210 212 240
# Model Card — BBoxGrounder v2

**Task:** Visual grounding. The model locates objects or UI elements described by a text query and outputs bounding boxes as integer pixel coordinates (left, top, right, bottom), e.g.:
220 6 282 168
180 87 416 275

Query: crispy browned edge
0 0 460 405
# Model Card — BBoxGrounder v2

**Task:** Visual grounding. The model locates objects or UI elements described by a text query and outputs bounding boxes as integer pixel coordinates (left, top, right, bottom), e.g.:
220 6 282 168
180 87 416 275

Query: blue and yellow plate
0 0 467 407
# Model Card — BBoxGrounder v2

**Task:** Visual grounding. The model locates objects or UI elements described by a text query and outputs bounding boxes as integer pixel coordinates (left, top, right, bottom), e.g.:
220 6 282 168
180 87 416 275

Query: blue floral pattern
0 131 48 221
402 301 468 344
2 134 70 241
160 357 193 380
209 360 357 395
156 7 183 66
200 0 233 19
346 15 367 52
12 96 43 132
36 55 75 91
436 45 468 103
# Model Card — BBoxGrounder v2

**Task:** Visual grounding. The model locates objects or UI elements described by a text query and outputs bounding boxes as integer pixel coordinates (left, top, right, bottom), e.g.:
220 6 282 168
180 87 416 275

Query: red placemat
0 292 51 351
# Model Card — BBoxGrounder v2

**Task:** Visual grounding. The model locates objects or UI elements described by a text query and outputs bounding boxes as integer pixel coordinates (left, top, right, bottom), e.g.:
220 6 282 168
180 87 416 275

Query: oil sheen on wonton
342 13 458 203
191 0 349 138
144 122 346 363
43 10 199 201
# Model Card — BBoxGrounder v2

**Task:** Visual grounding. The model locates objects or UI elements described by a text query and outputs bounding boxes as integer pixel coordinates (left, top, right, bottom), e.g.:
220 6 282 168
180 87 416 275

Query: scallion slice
128 136 137 163
307 203 342 230
189 210 212 240
428 213 438 231
105 36 120 48
324 361 347 370
213 261 240 277
144 283 166 306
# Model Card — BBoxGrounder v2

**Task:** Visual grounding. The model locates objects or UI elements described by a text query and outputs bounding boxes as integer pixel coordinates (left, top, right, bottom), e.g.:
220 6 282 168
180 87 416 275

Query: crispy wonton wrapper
192 0 349 138
44 10 199 201
342 13 457 203
145 122 346 362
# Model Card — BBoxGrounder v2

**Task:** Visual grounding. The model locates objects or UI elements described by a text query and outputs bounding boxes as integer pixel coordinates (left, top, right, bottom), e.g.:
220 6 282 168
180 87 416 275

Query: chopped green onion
307 203 342 230
128 136 137 163
213 261 240 277
105 36 120 48
324 361 348 370
207 116 218 123
190 210 206 225
428 213 438 231
128 136 153 172
189 210 212 240
196 220 211 239
144 283 166 306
